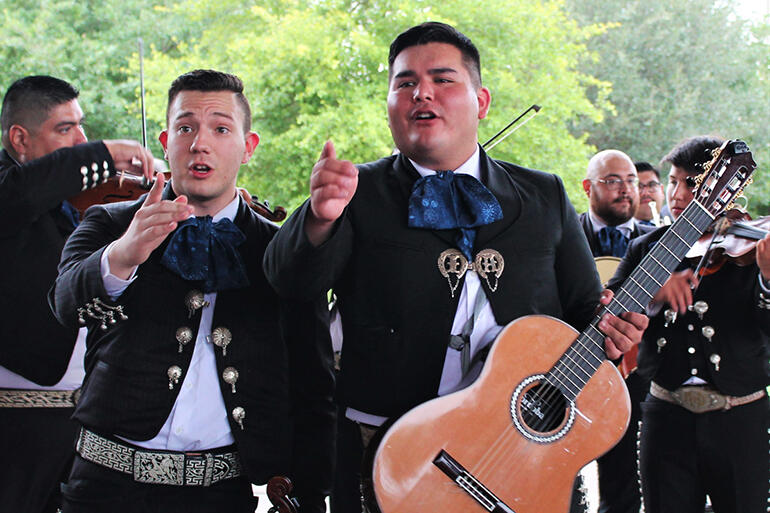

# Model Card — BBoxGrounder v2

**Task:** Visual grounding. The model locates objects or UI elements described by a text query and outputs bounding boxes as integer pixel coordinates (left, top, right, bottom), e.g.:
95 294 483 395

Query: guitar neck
550 201 714 401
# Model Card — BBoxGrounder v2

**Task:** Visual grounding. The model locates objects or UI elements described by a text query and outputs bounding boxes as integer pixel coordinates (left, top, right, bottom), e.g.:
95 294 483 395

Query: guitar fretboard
547 201 714 402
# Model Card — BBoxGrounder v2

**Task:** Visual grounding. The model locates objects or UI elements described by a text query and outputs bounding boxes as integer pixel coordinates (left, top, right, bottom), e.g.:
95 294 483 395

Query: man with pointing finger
264 22 648 513
51 70 334 513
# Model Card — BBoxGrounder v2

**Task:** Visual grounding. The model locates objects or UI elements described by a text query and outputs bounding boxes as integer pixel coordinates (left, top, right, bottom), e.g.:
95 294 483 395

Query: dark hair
662 136 724 175
1 75 79 147
388 22 482 88
634 161 660 180
166 69 251 132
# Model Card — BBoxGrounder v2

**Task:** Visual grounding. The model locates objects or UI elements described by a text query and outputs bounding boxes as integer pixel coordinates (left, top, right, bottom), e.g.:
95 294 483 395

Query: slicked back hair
1 75 79 148
662 136 724 175
166 69 251 133
388 22 482 89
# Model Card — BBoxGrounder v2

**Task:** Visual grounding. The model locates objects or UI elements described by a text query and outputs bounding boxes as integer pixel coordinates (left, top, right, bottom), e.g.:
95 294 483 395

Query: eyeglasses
594 177 639 191
638 181 662 191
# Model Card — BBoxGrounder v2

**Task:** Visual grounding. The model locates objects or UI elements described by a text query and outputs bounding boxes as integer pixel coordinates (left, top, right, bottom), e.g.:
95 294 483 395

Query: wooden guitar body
372 315 629 513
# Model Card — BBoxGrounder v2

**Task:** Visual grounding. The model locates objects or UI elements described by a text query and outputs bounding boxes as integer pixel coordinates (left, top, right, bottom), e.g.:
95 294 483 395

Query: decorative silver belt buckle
133 451 185 485
670 387 726 413
184 452 214 486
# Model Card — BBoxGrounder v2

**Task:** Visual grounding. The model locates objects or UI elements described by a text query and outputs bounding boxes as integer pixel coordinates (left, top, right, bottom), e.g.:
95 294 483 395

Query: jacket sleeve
49 204 128 330
0 142 114 236
264 199 354 301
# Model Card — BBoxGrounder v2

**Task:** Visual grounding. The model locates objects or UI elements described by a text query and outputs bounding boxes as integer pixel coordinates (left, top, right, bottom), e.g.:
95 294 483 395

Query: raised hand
108 173 193 279
103 139 156 183
305 140 358 246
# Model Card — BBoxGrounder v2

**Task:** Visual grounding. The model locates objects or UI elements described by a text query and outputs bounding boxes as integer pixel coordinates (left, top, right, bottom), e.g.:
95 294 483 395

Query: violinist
264 22 647 513
0 75 153 513
608 135 770 513
50 70 334 513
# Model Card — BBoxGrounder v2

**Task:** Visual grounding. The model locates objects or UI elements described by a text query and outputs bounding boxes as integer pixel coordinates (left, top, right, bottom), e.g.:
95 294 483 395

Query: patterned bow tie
408 170 503 259
597 225 629 258
161 216 249 292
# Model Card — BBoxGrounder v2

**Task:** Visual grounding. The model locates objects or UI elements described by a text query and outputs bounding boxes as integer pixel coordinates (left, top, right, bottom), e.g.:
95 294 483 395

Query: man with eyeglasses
578 149 654 513
633 162 665 227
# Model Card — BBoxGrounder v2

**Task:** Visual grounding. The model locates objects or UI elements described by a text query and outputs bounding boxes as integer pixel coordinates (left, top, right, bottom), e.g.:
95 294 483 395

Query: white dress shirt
346 147 503 426
101 195 239 450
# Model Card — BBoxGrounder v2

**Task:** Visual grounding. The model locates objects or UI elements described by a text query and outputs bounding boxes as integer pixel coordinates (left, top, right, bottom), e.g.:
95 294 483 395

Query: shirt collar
409 146 481 180
186 193 240 223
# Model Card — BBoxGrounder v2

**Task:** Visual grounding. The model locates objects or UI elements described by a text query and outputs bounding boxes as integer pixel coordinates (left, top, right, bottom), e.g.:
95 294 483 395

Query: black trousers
639 393 769 513
595 372 646 513
0 406 79 513
331 413 588 513
61 454 258 513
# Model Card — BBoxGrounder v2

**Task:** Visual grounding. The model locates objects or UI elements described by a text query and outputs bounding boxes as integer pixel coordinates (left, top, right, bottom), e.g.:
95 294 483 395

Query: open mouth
190 164 212 176
413 111 437 120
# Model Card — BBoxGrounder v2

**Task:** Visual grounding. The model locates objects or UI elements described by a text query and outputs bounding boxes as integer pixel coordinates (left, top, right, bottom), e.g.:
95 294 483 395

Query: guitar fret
668 228 688 245
627 275 652 298
638 266 663 287
618 290 645 310
648 254 669 273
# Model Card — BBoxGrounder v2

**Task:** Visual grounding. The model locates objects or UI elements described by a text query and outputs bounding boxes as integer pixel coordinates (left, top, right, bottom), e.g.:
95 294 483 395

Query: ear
582 179 593 198
158 130 169 159
477 87 491 120
241 132 260 164
8 124 30 160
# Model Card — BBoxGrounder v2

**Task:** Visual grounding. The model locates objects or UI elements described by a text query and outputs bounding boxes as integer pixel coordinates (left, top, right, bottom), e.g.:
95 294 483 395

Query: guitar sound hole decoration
511 374 575 443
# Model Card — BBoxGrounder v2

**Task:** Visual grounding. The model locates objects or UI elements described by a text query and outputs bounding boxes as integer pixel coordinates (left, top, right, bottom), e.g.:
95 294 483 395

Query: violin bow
482 104 541 152
138 37 151 188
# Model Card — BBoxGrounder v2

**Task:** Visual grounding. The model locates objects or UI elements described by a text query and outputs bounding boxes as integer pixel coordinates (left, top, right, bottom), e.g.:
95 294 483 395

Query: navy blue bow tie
408 170 503 259
597 225 629 258
161 216 249 292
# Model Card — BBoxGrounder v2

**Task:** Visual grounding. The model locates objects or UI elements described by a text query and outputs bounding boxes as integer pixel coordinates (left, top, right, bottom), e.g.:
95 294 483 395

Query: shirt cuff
101 241 137 299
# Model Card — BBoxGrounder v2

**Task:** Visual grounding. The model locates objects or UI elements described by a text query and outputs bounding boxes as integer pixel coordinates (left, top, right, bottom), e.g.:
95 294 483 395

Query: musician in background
264 22 647 513
579 150 654 259
50 70 334 513
608 135 770 513
0 75 153 513
633 162 665 227
577 149 653 513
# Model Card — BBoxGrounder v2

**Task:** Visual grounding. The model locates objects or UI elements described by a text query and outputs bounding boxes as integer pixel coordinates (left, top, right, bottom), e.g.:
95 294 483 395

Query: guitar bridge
433 450 516 513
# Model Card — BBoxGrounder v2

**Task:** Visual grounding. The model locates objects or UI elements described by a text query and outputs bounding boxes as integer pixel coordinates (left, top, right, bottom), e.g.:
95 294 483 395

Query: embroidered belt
76 428 242 486
0 388 80 408
650 381 766 413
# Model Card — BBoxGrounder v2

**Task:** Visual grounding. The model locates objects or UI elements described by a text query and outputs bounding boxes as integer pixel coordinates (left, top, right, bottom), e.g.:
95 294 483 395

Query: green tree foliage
0 0 203 156
566 0 770 214
140 0 612 211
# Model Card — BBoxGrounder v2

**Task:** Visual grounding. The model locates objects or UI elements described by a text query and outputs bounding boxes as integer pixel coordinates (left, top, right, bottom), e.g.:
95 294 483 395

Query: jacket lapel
475 149 522 248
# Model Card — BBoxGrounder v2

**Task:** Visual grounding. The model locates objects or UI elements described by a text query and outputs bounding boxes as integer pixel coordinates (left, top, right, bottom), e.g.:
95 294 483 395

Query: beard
594 197 637 226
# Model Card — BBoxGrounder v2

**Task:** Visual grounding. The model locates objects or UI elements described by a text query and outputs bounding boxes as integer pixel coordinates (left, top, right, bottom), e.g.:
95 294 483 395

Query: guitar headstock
693 140 756 217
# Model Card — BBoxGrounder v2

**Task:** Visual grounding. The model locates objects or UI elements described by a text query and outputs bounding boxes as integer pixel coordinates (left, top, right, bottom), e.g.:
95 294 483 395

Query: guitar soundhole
520 382 567 432
511 374 575 443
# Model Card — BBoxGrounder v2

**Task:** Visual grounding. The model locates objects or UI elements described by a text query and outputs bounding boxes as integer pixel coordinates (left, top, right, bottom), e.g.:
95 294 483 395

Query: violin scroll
266 475 299 513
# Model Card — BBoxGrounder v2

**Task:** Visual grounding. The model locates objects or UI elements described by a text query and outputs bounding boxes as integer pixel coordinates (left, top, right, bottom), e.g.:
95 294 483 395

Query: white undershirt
101 195 239 450
346 147 503 426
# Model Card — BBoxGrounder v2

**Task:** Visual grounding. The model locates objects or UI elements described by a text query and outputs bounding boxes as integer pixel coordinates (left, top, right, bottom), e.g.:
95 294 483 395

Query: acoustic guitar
364 140 756 513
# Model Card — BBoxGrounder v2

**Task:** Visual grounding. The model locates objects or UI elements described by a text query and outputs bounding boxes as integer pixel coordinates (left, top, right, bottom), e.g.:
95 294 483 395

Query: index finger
143 170 165 206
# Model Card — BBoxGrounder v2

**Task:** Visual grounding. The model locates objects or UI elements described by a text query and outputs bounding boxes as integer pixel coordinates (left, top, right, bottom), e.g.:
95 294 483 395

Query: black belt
75 428 242 486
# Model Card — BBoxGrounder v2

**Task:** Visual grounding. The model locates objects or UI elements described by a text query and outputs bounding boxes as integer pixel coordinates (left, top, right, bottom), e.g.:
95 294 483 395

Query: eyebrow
175 111 235 123
53 119 82 130
393 67 458 80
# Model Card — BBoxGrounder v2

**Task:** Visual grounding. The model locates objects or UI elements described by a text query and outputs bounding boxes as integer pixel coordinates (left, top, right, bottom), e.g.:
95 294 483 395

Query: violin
686 209 770 276
69 170 287 222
